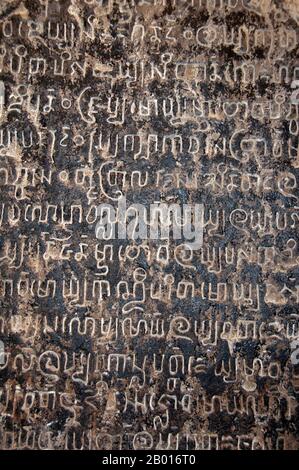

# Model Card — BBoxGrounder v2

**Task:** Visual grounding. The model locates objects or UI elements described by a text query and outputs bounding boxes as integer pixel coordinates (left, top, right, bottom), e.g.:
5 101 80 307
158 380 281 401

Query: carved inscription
0 0 298 451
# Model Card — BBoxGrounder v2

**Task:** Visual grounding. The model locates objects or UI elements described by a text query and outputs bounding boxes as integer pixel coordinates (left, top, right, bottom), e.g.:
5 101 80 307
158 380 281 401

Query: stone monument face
0 0 298 451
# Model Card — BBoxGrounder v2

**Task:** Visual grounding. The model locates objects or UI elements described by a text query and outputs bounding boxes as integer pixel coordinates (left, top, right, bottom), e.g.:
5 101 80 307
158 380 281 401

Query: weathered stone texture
0 0 298 451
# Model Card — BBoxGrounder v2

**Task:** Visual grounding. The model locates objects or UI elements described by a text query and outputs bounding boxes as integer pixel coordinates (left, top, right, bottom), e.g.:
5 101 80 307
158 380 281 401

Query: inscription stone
0 0 298 451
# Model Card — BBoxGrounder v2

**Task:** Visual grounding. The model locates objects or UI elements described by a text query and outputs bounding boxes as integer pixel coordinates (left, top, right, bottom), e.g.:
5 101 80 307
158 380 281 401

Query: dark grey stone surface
0 0 298 450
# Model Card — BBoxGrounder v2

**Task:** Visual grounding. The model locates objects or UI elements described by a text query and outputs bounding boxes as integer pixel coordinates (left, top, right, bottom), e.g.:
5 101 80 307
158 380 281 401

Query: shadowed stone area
0 0 298 451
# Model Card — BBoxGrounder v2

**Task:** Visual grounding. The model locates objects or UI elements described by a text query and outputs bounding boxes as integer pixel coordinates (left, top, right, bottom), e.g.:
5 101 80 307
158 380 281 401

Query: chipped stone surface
0 0 298 451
